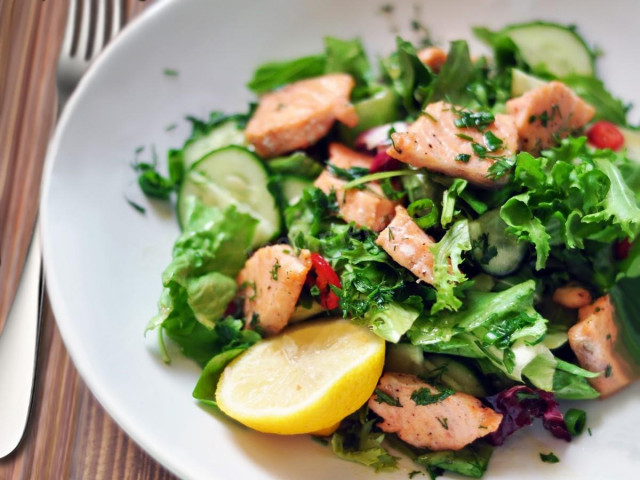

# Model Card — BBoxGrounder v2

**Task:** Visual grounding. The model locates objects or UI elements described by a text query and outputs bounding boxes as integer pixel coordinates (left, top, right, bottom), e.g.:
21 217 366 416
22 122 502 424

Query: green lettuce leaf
329 409 397 472
149 202 258 365
430 220 472 313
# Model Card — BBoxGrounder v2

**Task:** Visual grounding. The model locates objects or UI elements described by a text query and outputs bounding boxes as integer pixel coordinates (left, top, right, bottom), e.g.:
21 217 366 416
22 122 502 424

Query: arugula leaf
247 55 327 94
380 37 434 116
324 37 373 99
426 40 478 105
192 347 250 407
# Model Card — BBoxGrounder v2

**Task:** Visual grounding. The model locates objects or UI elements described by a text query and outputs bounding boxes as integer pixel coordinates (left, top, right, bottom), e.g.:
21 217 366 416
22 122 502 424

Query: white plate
41 0 640 478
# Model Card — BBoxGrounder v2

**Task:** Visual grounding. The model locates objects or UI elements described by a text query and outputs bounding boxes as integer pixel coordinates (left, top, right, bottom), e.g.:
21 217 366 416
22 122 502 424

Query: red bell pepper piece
310 253 341 310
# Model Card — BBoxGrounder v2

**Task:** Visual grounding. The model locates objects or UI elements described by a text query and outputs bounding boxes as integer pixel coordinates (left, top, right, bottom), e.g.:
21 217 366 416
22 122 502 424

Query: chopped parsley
472 143 487 157
539 452 560 464
411 387 455 406
486 156 516 180
270 259 281 280
408 471 423 479
436 417 449 430
453 109 495 130
374 388 402 407
125 197 146 214
455 153 471 163
483 131 504 152
163 68 179 76
165 123 177 132
456 133 474 141
604 364 612 378
471 233 498 266
328 163 370 183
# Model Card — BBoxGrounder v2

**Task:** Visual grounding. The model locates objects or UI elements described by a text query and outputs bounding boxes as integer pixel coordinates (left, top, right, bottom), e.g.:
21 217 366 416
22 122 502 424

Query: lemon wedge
216 318 385 435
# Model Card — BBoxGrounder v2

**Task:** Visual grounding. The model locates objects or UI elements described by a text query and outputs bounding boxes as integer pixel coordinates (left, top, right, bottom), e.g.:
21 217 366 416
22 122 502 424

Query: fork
0 0 124 458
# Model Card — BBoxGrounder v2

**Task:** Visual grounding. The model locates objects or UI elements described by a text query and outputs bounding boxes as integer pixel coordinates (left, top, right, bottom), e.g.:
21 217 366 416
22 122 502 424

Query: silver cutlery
0 0 124 458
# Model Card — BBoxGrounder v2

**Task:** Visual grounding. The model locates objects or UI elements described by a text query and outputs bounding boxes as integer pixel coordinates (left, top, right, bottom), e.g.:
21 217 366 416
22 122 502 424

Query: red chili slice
586 121 624 151
310 253 341 310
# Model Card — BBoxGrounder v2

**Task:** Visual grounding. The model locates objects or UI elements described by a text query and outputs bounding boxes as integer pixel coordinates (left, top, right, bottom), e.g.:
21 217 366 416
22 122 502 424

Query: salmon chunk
245 74 358 158
568 295 635 397
418 46 447 73
506 81 595 154
237 245 312 335
552 284 592 309
314 143 396 232
387 101 518 188
376 205 437 284
369 373 502 451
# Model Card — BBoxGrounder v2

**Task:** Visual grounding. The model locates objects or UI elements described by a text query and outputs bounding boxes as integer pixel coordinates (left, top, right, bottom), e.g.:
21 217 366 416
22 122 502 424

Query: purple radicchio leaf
485 385 571 446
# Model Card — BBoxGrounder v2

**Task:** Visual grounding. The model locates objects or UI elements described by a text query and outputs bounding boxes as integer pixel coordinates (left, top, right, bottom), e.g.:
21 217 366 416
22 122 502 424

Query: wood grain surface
0 1 179 478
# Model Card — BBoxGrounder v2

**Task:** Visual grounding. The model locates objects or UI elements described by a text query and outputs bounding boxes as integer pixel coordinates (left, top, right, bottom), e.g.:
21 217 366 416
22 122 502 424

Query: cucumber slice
511 68 547 97
178 146 281 246
182 120 247 169
502 22 594 78
469 209 528 276
279 175 312 206
338 86 398 146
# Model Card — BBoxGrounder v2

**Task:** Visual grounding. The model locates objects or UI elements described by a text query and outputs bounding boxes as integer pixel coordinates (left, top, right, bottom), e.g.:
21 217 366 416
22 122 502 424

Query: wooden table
0 1 178 478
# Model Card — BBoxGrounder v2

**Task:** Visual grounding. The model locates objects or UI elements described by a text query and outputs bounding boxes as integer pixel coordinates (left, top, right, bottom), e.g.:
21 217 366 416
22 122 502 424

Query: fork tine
110 0 123 41
61 0 78 56
92 0 106 59
75 0 92 62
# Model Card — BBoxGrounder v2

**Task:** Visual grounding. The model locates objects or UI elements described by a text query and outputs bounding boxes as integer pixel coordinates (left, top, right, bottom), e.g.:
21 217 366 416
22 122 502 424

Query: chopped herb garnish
564 408 587 436
241 281 258 301
411 387 455 406
455 153 471 163
310 285 321 297
588 428 593 436
483 131 504 152
328 163 370 183
453 109 495 130
163 68 179 76
436 417 449 430
408 471 423 479
388 227 395 241
165 123 177 132
604 364 612 378
380 3 394 14
374 388 402 407
135 145 145 155
381 178 406 201
472 142 487 157
422 111 437 122
471 233 498 266
455 133 473 141
125 197 146 214
270 259 281 280
486 156 516 180
539 452 560 464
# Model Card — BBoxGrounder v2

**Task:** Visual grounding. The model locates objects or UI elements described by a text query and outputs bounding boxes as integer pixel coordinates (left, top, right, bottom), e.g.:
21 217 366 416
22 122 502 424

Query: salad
137 21 640 479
